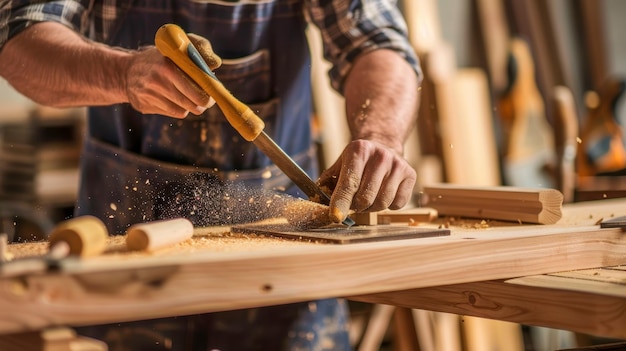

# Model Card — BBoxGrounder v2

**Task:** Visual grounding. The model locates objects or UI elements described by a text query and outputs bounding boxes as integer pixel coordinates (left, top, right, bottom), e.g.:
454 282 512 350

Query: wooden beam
423 184 563 224
0 200 624 335
350 276 626 340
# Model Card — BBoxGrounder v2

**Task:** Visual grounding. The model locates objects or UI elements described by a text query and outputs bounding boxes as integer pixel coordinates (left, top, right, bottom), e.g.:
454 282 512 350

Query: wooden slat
351 277 626 340
423 184 563 224
549 267 626 285
475 0 510 93
507 274 626 299
0 200 625 335
552 86 579 203
575 0 609 92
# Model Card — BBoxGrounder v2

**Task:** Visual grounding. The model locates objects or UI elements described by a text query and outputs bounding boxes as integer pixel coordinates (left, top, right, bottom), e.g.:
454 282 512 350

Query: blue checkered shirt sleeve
307 0 422 92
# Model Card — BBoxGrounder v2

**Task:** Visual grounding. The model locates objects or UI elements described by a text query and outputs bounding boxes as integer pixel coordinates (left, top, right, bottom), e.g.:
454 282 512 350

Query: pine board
0 199 625 335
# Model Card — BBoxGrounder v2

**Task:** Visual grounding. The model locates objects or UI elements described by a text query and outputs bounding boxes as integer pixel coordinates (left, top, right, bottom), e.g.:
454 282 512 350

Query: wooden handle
155 24 264 141
48 216 108 257
126 218 194 252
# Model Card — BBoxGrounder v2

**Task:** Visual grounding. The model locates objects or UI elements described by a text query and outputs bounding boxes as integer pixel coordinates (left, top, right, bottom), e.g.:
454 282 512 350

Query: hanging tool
497 38 555 188
155 24 354 227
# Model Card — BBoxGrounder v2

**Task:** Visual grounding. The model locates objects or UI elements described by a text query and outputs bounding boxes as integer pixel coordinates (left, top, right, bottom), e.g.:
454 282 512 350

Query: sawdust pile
282 198 338 230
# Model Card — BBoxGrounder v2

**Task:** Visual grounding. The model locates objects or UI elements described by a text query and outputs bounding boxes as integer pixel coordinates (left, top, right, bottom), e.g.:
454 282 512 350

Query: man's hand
321 48 420 223
318 139 417 223
125 33 221 118
0 22 221 119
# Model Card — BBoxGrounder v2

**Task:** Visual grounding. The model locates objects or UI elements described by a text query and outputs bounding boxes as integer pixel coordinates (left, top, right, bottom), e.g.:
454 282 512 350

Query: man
0 0 421 350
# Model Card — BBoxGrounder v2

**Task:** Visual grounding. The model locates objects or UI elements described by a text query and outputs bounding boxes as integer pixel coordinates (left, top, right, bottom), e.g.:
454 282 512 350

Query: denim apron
77 0 318 235
75 1 350 350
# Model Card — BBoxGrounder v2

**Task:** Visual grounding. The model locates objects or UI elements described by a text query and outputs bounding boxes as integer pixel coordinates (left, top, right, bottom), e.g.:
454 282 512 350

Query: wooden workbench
1 198 625 341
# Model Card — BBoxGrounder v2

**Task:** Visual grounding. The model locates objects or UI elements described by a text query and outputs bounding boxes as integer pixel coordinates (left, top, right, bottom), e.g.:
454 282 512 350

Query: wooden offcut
0 198 624 336
351 208 438 226
423 184 563 224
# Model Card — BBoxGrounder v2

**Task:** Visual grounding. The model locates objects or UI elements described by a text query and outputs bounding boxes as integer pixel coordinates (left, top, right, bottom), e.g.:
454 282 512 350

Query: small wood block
351 208 438 226
232 223 450 244
351 212 379 225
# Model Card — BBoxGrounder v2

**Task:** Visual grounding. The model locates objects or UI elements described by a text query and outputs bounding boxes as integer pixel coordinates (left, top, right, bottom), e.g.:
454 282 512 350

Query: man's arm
344 49 419 155
319 49 420 222
0 22 211 118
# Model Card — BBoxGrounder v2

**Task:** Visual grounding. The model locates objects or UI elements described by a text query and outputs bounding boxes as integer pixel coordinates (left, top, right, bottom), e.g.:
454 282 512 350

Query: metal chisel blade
253 132 355 226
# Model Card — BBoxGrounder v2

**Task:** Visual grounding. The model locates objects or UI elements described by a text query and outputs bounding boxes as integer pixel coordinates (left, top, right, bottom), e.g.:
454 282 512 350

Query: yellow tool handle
154 24 264 141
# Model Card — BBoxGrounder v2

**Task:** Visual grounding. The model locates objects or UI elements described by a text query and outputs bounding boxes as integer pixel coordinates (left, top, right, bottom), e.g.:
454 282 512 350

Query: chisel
155 24 354 226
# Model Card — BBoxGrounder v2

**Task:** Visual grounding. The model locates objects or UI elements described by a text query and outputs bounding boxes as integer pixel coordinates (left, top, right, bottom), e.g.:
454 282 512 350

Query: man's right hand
0 22 220 119
125 46 214 118
125 32 222 118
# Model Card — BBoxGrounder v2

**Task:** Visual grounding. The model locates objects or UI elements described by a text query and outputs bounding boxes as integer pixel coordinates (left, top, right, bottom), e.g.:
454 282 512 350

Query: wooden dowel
48 215 108 257
126 218 193 252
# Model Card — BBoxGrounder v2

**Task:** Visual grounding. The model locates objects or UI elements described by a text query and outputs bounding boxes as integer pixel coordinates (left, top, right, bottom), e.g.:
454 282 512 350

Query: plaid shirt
0 0 420 90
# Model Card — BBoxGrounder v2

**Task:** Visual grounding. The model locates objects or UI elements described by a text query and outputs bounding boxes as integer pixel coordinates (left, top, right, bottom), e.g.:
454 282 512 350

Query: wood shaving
282 199 337 230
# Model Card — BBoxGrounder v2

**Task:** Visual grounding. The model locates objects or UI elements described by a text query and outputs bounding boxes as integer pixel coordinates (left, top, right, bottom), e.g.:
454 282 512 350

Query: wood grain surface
0 199 625 335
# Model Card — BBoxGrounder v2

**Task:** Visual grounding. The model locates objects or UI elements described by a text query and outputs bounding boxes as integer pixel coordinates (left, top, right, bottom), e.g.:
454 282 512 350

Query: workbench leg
433 312 463 351
357 304 396 351
463 316 524 351
393 307 420 351
0 327 108 351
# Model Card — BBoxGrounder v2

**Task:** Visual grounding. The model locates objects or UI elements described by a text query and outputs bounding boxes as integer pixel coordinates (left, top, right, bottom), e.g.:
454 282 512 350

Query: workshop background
1 1 626 350
2 0 626 239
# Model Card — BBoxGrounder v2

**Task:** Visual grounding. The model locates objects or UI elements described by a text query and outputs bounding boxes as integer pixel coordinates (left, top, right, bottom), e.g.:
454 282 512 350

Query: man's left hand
317 139 417 223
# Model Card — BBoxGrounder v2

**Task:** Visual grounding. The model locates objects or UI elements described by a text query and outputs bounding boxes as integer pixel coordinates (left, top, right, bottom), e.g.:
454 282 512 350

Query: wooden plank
549 267 626 286
351 277 626 340
575 0 609 92
0 200 625 334
475 0 511 93
507 274 626 300
407 0 500 187
423 184 563 224
444 68 500 185
421 43 500 186
403 0 442 56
